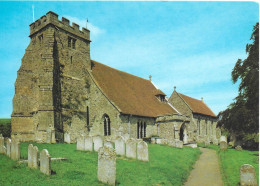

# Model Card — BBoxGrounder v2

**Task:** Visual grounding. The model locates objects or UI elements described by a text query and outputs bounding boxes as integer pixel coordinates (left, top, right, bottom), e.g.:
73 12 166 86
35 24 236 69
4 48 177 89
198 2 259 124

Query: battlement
29 11 90 41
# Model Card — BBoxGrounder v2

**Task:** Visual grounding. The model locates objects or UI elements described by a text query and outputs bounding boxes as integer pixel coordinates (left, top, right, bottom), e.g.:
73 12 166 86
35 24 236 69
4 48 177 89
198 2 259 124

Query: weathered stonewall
93 136 103 152
115 136 125 156
240 164 257 186
126 138 137 159
161 139 168 145
0 136 6 154
98 146 116 185
76 135 85 151
11 138 20 161
84 136 93 151
40 149 51 175
64 133 71 144
137 141 149 161
175 140 183 148
168 139 176 147
235 145 243 151
6 138 11 158
155 138 162 144
104 141 114 149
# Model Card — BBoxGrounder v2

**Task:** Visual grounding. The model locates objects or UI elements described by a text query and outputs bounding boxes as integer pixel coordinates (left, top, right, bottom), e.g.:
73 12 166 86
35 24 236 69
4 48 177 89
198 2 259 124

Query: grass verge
0 143 201 185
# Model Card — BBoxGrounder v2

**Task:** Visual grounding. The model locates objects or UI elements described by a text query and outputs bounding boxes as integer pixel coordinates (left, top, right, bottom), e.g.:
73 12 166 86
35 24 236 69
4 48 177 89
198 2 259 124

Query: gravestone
175 140 183 148
11 138 20 161
84 136 93 151
98 146 116 185
0 136 5 154
6 138 11 158
151 137 156 144
219 136 227 150
168 140 176 147
126 139 137 159
76 135 85 151
240 164 257 186
212 138 219 145
155 138 162 144
137 141 149 161
104 141 114 149
235 145 243 151
46 128 52 144
64 133 71 144
28 144 39 169
93 136 103 152
40 149 51 175
115 136 125 156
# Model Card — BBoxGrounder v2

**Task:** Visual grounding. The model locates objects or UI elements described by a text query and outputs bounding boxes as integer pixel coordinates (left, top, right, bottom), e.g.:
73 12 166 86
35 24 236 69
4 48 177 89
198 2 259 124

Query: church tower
11 11 91 142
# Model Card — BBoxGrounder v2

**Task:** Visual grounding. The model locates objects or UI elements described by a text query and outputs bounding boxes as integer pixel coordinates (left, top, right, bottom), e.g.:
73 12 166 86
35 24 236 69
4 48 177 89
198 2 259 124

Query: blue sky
0 1 258 118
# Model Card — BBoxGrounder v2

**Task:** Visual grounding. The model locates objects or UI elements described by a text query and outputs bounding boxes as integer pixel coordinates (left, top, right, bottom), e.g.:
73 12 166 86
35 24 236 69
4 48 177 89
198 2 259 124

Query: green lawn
0 143 201 185
205 144 259 186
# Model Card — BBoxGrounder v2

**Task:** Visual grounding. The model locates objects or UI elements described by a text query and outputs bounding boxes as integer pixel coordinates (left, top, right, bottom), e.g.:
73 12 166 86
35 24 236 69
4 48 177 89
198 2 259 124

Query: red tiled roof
91 60 178 117
178 93 216 117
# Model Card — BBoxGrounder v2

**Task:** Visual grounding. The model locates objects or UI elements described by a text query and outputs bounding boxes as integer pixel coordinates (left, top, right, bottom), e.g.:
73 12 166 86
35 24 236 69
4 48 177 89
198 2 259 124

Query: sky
0 1 259 118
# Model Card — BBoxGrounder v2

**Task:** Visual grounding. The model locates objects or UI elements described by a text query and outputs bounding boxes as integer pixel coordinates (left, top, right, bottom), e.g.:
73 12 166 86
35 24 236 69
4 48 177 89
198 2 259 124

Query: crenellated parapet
29 11 90 41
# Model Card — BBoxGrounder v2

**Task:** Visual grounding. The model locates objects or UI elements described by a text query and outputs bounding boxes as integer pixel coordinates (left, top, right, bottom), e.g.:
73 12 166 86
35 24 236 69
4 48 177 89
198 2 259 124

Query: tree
218 23 259 149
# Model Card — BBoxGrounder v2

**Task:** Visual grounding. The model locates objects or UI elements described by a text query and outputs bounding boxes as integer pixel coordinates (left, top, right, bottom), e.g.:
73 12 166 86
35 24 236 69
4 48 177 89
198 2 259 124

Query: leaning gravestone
84 136 93 151
219 136 227 150
104 141 114 149
240 164 257 186
28 144 34 168
76 135 85 151
137 141 149 161
6 138 11 158
11 138 20 161
93 136 103 152
126 139 137 159
175 140 183 148
64 133 71 144
115 136 125 156
98 146 116 185
0 136 6 154
40 149 51 175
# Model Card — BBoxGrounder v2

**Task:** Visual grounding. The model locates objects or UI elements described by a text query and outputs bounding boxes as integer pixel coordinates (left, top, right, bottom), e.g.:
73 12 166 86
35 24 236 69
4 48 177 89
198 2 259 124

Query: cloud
63 15 105 39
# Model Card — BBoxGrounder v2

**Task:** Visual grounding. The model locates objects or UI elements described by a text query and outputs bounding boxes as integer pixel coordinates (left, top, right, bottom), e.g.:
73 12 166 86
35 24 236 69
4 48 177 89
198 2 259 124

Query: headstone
137 141 149 161
240 164 257 186
151 137 156 144
6 138 11 158
28 144 39 169
168 140 176 147
98 146 116 185
175 140 183 148
126 139 137 159
11 138 20 161
0 136 5 154
93 136 103 152
84 136 93 151
46 128 52 144
220 136 227 143
64 133 71 144
115 136 125 156
76 135 85 151
123 133 130 142
213 138 219 145
220 141 227 150
235 145 243 151
40 149 51 175
155 138 162 144
104 141 114 149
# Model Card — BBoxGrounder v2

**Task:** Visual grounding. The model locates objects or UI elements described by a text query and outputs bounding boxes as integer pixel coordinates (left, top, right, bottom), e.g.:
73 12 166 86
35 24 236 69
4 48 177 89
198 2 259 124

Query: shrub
0 119 11 137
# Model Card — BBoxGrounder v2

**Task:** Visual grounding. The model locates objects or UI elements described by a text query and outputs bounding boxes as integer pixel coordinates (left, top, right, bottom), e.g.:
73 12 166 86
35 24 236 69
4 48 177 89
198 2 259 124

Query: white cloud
63 15 105 39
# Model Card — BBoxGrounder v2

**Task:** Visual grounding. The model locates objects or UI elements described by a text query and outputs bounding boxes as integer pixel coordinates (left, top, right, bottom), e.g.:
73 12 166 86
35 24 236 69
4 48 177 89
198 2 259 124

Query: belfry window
104 114 111 136
68 37 76 49
38 34 43 44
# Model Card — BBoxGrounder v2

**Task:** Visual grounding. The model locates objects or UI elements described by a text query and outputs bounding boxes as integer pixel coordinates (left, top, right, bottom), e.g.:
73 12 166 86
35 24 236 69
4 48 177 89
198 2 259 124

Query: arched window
144 122 146 137
137 122 140 139
104 114 111 136
140 122 143 138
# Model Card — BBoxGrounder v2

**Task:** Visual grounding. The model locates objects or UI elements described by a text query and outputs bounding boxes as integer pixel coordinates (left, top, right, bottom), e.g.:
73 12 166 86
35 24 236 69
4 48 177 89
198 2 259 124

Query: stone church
11 11 221 144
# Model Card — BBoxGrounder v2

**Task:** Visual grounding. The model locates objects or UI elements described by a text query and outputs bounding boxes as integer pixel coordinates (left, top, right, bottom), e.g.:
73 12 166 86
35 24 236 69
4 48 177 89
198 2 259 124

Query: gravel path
184 148 223 186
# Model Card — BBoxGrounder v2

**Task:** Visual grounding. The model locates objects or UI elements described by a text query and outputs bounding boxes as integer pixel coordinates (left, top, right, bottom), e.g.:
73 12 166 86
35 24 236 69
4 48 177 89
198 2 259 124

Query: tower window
68 37 76 49
38 34 43 44
70 56 73 64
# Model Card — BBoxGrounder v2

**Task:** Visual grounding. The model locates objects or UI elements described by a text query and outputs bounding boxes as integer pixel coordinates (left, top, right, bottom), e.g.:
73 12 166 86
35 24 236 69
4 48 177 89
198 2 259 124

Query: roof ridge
91 60 150 82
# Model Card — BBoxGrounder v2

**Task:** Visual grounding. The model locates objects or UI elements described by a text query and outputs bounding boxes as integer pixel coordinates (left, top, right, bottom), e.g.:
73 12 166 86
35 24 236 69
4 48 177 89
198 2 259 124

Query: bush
0 119 11 137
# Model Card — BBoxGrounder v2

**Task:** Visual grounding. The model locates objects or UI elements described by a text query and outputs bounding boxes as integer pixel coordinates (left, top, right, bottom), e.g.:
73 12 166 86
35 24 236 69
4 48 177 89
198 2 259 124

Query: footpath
184 148 223 186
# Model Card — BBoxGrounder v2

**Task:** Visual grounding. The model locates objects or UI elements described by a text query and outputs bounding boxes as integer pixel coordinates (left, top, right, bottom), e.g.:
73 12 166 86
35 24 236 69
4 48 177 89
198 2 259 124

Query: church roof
178 93 216 117
91 60 178 117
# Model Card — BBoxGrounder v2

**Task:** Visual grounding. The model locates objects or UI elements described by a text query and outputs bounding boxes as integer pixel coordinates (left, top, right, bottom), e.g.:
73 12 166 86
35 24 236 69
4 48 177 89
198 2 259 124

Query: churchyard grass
0 142 201 185
203 144 259 186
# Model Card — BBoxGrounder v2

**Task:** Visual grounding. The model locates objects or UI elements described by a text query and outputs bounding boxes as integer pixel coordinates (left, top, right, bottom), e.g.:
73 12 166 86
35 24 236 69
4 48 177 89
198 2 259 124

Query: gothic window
38 34 43 45
140 122 143 138
104 114 111 136
68 37 76 49
137 122 140 139
144 122 146 137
